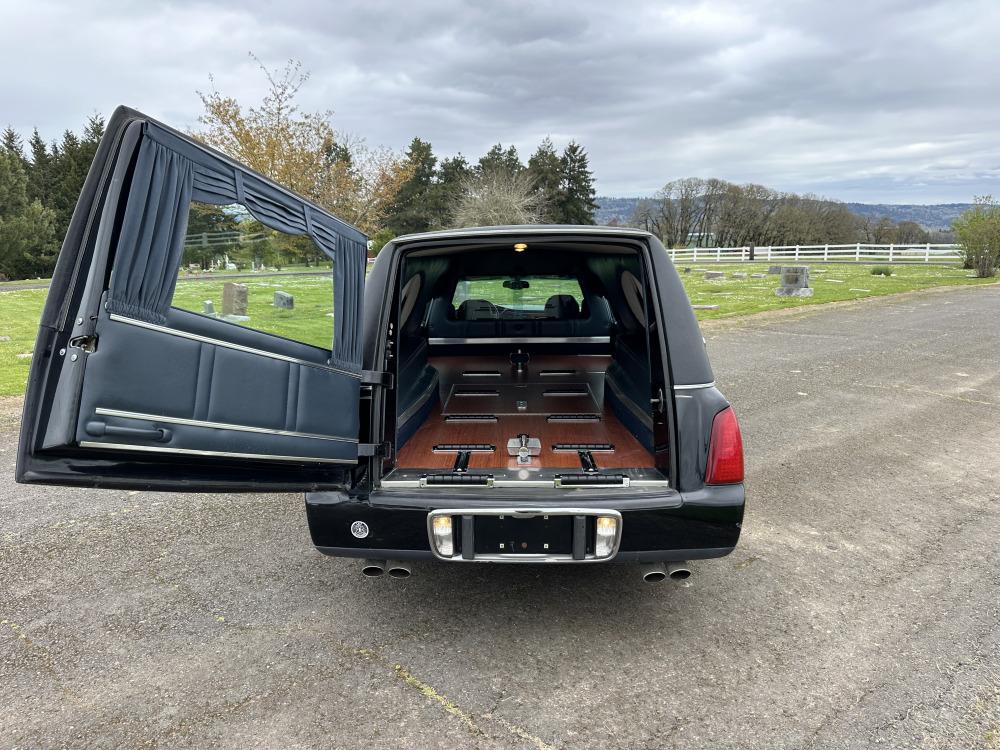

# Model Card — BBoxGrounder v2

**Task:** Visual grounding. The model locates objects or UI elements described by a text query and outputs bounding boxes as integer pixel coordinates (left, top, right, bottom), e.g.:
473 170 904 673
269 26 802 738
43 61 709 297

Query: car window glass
451 275 583 312
169 202 334 349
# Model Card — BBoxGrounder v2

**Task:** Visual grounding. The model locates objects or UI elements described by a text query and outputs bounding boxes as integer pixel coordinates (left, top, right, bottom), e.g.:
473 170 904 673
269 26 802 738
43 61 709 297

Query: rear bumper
305 484 744 563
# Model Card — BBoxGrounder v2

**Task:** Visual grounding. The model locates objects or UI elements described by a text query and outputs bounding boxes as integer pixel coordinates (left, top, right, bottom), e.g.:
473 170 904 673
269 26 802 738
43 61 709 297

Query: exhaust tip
361 559 386 577
386 561 412 579
667 562 692 581
643 570 667 583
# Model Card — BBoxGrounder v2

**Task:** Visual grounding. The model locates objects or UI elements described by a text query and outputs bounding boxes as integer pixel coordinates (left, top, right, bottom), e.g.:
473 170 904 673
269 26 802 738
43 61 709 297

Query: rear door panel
17 107 369 491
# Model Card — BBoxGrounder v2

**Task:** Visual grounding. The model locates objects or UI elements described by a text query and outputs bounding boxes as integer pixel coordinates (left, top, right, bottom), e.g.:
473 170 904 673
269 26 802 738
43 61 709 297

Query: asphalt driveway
2 285 999 749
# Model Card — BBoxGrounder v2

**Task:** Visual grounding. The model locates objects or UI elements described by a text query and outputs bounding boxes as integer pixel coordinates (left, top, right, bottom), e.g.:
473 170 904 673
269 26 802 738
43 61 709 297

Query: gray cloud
1 0 998 202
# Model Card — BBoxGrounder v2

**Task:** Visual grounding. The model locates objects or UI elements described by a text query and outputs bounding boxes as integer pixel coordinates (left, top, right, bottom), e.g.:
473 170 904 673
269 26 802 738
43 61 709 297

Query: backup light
513 242 528 252
706 406 744 485
431 515 454 557
595 515 618 558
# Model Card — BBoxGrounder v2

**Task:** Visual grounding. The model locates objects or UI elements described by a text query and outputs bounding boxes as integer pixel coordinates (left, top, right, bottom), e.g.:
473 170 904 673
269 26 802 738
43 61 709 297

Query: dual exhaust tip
641 562 691 583
362 559 411 578
362 558 691 582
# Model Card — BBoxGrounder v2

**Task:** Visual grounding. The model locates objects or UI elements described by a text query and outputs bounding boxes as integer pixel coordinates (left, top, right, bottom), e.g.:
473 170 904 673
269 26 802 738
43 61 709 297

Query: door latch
68 335 98 353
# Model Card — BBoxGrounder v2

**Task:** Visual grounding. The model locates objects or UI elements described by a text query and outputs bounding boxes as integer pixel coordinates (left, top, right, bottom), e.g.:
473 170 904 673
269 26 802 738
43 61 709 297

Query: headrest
543 294 580 319
457 299 496 320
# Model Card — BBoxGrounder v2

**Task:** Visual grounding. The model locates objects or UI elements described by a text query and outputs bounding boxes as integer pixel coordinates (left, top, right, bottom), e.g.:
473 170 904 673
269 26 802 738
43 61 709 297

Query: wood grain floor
394 405 655 470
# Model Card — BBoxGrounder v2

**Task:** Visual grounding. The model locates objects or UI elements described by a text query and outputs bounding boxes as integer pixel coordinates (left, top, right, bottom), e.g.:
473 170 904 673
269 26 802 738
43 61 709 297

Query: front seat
457 299 497 320
543 294 580 319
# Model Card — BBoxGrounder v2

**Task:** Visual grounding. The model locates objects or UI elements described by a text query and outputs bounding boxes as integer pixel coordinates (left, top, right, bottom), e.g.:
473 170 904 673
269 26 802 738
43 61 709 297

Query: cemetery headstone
768 265 782 274
774 266 813 297
750 273 766 278
704 270 725 280
222 282 250 322
202 300 215 316
732 272 747 279
274 291 294 309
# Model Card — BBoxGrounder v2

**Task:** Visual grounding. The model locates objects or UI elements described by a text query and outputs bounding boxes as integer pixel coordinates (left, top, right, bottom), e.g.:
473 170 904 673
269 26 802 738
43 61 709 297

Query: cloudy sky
2 0 998 203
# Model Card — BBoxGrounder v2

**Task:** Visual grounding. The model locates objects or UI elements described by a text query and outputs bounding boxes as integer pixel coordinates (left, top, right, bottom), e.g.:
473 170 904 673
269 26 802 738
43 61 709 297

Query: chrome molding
108 314 360 379
79 441 356 464
428 336 611 346
94 408 359 444
672 381 716 391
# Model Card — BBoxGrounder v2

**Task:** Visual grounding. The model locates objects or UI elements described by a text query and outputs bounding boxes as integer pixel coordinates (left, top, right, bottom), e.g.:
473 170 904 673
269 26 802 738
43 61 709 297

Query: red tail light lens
706 406 744 485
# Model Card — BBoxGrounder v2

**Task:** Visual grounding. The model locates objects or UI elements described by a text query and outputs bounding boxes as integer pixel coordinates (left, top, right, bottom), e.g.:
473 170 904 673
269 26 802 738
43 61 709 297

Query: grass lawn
0 263 993 397
678 263 994 320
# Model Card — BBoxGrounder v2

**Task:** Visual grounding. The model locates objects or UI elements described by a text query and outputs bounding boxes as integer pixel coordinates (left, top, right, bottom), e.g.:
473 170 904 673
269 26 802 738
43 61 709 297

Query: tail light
706 406 744 485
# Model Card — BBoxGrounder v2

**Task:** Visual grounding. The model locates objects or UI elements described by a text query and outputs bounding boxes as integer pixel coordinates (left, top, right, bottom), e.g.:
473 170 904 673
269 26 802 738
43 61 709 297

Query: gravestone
692 304 720 310
774 266 813 297
768 265 782 274
732 272 747 279
202 300 215 316
750 273 766 278
222 282 248 316
704 270 724 280
274 291 294 309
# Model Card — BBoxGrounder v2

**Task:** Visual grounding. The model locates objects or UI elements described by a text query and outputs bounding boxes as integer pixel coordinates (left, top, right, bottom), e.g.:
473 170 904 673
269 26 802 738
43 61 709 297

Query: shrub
870 266 893 276
953 196 1000 278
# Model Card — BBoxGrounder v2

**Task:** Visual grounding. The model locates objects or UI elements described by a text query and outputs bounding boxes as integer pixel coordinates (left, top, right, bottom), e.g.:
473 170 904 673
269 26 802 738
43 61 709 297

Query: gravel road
2 284 998 749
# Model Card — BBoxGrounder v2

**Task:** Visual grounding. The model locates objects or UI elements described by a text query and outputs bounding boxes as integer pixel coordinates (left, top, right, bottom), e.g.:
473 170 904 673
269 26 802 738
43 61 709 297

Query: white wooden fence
666 243 962 264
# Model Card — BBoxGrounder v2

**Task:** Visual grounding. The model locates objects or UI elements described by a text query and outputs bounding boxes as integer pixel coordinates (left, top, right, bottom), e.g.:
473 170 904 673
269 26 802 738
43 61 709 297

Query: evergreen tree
26 129 52 206
386 137 438 235
0 149 57 279
527 137 563 223
478 143 523 175
433 154 473 225
559 141 597 225
2 127 25 160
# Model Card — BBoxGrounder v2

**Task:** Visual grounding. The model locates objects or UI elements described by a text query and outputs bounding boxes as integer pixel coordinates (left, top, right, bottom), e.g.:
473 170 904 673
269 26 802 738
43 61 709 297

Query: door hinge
359 441 393 458
361 370 394 388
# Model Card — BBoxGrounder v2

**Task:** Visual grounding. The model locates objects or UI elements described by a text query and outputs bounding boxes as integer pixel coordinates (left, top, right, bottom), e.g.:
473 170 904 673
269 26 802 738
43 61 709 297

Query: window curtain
106 120 368 373
106 140 193 325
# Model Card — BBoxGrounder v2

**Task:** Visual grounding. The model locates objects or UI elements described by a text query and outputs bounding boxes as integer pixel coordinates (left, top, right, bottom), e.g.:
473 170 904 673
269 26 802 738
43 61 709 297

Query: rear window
452 275 584 312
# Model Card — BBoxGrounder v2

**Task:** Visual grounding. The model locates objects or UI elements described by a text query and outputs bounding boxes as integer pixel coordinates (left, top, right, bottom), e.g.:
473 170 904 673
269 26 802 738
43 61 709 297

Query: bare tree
449 168 546 228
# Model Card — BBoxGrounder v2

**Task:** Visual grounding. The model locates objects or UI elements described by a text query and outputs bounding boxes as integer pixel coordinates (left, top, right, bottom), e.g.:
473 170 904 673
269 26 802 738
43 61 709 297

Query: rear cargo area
394 354 655 471
381 238 670 486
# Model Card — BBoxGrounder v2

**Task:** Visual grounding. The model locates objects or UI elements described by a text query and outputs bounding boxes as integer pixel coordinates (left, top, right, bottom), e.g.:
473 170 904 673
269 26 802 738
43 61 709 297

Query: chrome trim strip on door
672 381 716 390
79 441 356 464
94 408 359 444
107 314 360 379
428 336 611 345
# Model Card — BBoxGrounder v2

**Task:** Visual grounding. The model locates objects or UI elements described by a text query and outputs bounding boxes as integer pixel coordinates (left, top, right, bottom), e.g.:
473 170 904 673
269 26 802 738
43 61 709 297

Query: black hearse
16 108 744 581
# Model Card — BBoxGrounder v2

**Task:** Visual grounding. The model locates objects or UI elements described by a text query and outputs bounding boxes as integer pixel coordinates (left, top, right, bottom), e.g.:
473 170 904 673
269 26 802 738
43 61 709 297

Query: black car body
16 108 744 573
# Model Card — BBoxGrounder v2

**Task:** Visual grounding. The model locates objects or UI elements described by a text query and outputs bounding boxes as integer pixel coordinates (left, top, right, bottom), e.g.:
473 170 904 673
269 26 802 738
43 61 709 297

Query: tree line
0 58 599 279
628 177 939 248
0 116 105 279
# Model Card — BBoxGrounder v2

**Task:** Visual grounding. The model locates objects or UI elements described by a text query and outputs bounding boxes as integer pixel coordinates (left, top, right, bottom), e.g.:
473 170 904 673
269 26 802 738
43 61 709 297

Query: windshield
451 275 584 312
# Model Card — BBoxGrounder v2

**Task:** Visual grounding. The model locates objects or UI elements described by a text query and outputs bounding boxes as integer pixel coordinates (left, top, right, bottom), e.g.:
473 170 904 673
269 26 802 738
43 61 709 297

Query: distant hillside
844 203 972 230
595 197 972 231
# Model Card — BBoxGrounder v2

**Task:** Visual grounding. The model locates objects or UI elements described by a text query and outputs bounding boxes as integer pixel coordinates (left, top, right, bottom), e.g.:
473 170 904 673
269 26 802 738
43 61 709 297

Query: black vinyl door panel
74 307 360 464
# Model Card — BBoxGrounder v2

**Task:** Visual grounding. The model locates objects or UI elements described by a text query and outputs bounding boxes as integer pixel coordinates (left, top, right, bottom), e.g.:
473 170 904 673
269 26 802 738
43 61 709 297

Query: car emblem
350 521 370 539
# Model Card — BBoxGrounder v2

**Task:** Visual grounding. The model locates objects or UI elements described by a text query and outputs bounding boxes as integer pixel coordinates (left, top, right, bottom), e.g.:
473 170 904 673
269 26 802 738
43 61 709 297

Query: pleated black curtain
107 120 368 373
106 140 193 325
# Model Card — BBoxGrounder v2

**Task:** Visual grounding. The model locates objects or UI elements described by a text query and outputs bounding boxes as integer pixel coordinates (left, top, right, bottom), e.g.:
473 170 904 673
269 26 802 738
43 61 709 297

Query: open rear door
16 107 370 492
